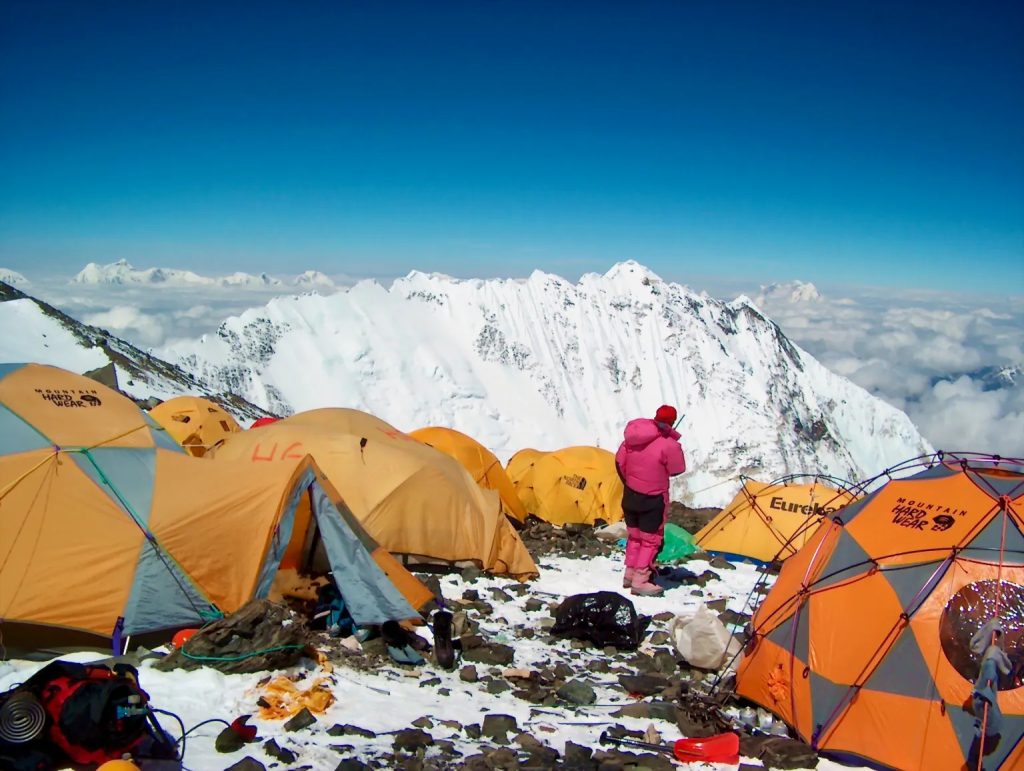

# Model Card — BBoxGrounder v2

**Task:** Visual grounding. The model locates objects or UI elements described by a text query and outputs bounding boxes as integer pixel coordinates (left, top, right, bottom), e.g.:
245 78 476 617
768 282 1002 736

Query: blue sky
1 1 1021 293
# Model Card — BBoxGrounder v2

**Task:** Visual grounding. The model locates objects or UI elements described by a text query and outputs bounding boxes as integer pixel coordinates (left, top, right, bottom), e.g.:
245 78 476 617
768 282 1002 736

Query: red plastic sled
600 730 740 763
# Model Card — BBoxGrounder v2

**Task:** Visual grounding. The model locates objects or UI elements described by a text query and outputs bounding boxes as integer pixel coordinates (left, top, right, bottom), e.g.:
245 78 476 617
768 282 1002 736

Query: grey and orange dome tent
410 426 528 524
149 395 241 457
212 408 538 579
508 446 624 526
694 475 859 563
735 453 1024 771
0 364 431 652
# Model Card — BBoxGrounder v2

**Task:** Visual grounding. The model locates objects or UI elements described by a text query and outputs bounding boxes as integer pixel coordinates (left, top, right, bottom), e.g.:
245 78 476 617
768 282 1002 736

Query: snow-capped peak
756 280 822 305
293 270 335 288
219 271 282 287
0 267 30 287
601 259 663 284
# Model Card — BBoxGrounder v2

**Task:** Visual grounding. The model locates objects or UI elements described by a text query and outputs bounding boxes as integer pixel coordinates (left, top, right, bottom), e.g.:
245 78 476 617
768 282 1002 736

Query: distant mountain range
70 259 336 289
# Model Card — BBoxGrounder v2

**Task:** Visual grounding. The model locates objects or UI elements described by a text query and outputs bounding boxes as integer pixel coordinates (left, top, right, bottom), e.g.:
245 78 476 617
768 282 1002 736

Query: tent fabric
507 448 545 516
735 456 1024 771
0 364 430 649
410 426 528 523
511 446 624 526
211 408 538 579
149 395 241 457
694 477 859 563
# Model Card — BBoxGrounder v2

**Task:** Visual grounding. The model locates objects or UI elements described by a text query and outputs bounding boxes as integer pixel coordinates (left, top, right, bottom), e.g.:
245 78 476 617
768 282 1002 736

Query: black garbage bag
550 591 651 650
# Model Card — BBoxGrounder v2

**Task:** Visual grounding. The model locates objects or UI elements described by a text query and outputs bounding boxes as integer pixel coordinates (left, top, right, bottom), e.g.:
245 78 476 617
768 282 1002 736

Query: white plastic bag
595 520 628 541
669 604 742 670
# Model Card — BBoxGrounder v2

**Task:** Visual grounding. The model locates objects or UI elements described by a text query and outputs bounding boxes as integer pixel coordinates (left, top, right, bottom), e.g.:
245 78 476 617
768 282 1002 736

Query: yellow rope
0 448 60 502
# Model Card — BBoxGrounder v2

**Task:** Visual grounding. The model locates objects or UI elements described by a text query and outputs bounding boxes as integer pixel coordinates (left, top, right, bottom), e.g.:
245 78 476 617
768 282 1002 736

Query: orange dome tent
507 448 545 516
513 446 624 526
410 426 528 524
735 453 1024 771
0 365 429 652
694 475 859 563
149 395 241 457
211 408 538 579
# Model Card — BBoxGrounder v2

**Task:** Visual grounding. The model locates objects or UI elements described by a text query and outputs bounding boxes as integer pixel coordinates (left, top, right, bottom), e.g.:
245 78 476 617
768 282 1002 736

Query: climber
615 404 686 596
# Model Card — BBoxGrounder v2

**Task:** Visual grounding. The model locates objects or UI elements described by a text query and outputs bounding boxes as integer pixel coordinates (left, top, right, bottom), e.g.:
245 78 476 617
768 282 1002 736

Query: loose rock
223 758 266 771
463 643 515 665
556 679 596 705
393 728 434 753
284 707 317 732
327 724 376 738
263 739 297 764
482 714 519 742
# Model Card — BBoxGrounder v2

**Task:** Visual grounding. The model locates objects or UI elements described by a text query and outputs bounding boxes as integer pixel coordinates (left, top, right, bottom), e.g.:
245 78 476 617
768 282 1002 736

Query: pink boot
622 567 636 588
630 567 664 597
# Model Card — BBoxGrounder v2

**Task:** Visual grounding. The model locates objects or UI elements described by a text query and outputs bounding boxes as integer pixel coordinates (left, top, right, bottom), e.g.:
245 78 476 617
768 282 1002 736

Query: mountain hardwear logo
35 388 103 408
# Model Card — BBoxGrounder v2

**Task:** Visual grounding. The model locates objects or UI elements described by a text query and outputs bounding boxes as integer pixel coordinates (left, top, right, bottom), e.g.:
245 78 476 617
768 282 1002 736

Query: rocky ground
134 505 835 771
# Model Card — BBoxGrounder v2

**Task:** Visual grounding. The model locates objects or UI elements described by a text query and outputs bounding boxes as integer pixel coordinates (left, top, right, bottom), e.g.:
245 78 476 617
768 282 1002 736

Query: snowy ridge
160 261 932 505
0 280 270 420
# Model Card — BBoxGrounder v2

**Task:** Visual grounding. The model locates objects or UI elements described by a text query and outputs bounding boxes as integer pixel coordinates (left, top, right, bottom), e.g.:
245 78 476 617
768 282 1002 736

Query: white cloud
745 281 1024 457
908 376 1024 456
82 305 167 347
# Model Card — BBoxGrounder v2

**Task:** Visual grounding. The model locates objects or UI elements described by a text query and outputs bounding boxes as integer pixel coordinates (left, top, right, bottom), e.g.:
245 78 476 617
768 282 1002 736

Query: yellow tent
694 476 859 562
212 408 538 578
149 395 241 457
0 364 430 651
506 448 545 515
410 426 528 524
514 446 624 526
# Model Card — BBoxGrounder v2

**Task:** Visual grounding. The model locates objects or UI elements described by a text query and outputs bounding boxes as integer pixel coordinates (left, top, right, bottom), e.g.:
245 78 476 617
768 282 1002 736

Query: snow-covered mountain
0 267 29 287
69 259 331 290
159 261 933 506
0 280 271 420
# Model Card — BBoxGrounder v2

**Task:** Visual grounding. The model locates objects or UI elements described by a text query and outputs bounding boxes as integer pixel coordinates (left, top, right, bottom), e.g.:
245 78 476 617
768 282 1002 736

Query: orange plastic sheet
256 675 335 720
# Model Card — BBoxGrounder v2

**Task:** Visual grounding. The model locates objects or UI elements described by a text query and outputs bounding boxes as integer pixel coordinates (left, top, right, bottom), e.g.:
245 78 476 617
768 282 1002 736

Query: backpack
0 660 176 769
312 582 356 638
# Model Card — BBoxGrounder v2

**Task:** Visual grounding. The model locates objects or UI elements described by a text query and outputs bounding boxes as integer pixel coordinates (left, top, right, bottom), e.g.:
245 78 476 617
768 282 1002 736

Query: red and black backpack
0 660 177 769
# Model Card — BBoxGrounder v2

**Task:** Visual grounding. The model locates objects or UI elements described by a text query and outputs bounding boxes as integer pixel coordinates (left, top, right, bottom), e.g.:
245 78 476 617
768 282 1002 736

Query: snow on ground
0 552 868 771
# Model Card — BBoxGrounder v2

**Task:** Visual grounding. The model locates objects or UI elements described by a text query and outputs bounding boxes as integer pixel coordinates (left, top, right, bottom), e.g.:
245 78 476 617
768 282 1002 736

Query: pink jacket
615 418 686 496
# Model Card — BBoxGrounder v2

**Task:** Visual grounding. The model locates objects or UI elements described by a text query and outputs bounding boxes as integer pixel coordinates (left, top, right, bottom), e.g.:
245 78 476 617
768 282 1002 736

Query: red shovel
599 730 740 763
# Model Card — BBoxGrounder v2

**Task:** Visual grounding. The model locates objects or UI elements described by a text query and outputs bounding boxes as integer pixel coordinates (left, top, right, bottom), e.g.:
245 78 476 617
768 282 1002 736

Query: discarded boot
631 568 664 597
432 610 455 670
622 567 636 589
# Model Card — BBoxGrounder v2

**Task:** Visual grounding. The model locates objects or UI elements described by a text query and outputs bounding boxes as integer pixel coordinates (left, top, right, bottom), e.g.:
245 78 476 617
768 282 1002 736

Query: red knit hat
654 405 677 424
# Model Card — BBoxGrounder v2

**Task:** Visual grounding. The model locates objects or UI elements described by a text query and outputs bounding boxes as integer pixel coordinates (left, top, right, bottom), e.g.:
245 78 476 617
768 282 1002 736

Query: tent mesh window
550 591 651 650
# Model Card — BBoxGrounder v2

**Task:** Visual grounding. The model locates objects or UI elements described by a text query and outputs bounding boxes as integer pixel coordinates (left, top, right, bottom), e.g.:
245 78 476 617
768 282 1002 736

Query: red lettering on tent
376 427 415 442
251 443 278 462
282 442 304 459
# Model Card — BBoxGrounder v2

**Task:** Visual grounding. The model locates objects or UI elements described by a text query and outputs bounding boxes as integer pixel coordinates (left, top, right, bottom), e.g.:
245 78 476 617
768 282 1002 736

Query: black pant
622 487 664 533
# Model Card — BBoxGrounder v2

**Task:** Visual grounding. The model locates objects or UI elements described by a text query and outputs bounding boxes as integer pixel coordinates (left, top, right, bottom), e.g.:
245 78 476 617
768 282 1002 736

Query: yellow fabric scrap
257 676 335 720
